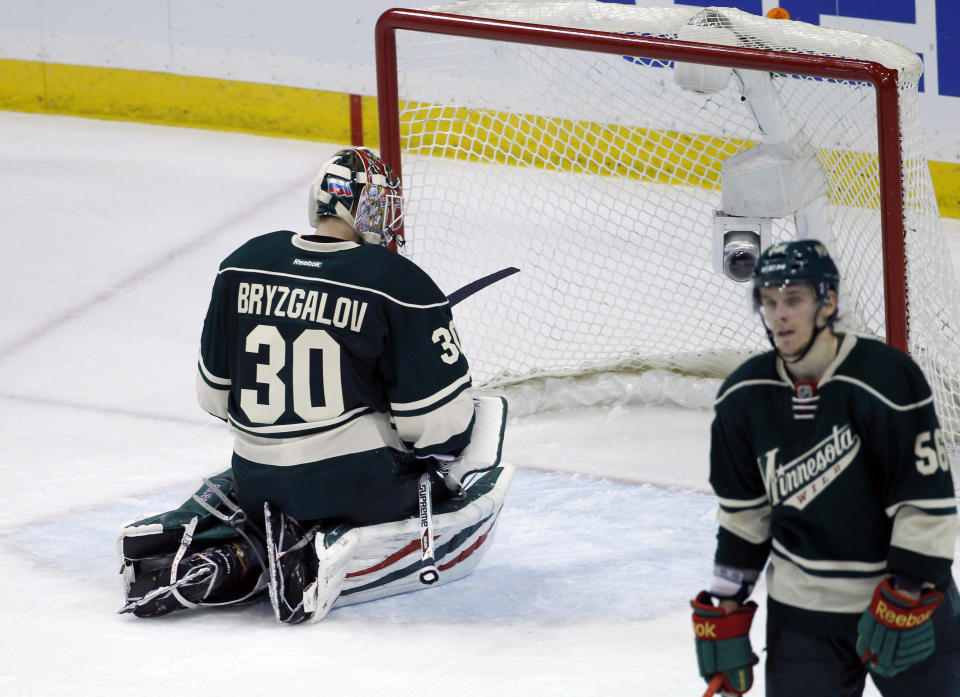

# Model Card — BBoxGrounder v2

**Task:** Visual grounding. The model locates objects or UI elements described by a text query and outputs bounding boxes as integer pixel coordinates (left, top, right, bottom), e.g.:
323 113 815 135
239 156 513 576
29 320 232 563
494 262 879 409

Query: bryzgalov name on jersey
236 281 368 332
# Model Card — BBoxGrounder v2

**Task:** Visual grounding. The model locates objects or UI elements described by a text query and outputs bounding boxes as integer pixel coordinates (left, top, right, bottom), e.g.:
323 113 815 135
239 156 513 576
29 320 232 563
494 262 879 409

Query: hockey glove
691 592 759 695
856 578 944 677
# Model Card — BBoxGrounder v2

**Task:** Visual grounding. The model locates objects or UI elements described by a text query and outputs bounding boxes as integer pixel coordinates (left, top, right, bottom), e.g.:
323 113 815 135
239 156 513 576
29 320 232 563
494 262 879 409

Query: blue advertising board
598 1 960 98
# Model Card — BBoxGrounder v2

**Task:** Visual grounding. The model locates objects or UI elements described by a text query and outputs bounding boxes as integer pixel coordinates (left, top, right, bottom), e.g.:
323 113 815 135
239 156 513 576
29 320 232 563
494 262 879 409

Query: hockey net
376 2 960 441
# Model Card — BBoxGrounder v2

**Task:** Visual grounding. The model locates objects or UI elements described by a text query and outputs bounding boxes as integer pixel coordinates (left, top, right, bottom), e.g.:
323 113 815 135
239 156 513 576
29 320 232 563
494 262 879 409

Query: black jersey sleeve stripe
197 360 231 389
227 406 373 438
196 370 228 421
714 527 771 573
390 377 472 417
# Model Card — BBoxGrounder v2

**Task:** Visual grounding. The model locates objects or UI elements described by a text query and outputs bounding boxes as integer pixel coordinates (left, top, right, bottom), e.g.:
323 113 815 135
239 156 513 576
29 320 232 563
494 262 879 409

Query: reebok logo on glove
872 597 936 628
690 592 759 696
692 612 752 640
857 578 945 677
694 621 717 639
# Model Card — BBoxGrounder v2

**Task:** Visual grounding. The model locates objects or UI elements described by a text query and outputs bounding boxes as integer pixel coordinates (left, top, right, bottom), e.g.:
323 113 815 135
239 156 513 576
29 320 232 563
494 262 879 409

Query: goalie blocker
117 396 512 622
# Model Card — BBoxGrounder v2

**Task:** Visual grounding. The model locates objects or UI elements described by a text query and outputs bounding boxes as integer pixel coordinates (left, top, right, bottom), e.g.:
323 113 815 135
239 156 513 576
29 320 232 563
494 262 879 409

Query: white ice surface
2 111 960 696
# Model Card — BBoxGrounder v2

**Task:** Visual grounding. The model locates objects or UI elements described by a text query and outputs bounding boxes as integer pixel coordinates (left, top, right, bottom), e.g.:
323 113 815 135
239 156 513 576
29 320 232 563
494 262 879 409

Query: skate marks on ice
11 469 716 623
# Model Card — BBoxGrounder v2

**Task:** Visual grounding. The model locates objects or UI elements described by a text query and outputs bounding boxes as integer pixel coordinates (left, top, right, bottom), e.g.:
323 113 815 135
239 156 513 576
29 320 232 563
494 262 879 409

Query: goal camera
713 213 772 283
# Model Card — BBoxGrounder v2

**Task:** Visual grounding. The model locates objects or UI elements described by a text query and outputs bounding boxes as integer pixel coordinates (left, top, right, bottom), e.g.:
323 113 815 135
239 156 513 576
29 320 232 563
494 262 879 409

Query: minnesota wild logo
761 423 860 509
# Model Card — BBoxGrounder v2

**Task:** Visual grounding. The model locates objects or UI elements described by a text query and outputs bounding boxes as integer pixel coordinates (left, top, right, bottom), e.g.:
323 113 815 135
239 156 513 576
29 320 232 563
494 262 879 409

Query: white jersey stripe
198 354 231 386
196 371 228 420
890 506 957 560
231 411 404 466
715 378 790 406
718 505 772 546
771 538 887 573
219 266 449 309
394 390 474 450
886 497 959 516
290 235 359 253
767 556 881 614
390 373 472 413
823 375 934 411
716 493 769 509
228 405 369 436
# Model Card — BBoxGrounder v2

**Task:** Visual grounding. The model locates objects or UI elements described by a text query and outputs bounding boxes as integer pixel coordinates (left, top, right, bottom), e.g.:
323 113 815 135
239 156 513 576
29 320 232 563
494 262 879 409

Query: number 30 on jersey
240 325 343 424
432 322 463 364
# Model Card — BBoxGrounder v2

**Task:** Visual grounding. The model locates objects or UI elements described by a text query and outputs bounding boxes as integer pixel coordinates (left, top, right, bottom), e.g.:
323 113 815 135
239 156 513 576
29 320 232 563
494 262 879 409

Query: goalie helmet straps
307 147 404 247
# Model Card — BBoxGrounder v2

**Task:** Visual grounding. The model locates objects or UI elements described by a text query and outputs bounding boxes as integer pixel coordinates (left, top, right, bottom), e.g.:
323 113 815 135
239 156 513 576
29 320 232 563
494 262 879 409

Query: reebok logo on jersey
293 258 323 268
761 423 860 509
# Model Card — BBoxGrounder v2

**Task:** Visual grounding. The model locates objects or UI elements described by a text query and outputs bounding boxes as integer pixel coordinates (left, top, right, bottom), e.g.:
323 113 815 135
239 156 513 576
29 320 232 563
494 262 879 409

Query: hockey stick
411 267 517 586
417 472 439 584
701 674 726 697
447 267 519 307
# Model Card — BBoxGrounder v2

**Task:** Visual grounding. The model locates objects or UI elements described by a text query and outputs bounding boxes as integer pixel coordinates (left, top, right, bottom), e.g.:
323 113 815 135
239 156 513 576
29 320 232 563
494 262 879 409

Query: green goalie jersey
195 231 474 520
711 333 956 636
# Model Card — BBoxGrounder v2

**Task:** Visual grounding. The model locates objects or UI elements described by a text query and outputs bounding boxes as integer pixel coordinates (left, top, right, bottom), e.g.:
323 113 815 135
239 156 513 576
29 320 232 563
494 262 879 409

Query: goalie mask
308 147 404 246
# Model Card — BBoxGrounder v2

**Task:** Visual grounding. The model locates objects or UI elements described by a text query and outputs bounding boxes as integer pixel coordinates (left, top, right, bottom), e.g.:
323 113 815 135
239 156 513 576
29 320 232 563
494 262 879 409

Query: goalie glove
856 577 944 677
691 592 759 695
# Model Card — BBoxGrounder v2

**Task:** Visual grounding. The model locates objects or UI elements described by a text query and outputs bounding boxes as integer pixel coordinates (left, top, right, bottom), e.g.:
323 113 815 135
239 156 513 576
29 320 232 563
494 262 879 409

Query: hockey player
119 147 481 622
195 147 473 527
690 240 960 696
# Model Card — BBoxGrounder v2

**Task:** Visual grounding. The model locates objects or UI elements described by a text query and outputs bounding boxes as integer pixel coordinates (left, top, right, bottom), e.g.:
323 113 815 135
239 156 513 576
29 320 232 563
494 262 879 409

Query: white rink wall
0 0 399 95
2 0 960 160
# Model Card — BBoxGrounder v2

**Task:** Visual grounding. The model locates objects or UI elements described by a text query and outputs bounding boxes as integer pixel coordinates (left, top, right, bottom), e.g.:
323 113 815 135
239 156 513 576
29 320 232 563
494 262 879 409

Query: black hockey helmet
751 239 840 310
307 147 403 246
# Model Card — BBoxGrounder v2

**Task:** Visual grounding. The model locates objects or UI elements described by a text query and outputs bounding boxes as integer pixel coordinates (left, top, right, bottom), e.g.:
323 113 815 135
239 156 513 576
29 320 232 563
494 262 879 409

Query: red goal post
374 7 908 350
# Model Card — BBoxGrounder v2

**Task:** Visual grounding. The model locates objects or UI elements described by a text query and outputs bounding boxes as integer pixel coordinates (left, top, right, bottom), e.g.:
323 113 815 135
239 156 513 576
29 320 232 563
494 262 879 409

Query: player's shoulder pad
715 350 782 404
218 230 292 271
832 335 933 406
349 245 449 307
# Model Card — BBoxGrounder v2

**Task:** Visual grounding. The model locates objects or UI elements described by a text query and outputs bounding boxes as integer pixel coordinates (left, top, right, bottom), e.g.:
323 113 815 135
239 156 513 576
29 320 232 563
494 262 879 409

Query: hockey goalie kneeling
117 397 512 623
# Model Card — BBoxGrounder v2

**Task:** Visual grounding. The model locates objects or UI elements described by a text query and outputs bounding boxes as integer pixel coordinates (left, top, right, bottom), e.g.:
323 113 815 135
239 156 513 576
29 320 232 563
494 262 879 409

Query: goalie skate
264 504 320 624
121 540 261 617
117 472 268 617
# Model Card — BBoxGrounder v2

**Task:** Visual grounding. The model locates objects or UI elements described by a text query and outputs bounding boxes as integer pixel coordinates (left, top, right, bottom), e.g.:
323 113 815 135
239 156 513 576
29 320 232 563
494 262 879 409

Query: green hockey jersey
711 333 956 636
196 231 474 520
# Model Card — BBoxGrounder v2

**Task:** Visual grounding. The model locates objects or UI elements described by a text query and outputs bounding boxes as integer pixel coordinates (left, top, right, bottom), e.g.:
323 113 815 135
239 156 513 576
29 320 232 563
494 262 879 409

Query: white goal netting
386 2 960 439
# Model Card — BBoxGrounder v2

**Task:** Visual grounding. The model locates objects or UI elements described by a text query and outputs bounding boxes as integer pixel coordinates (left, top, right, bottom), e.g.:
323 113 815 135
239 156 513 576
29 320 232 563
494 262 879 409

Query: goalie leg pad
303 525 361 622
301 396 511 622
305 461 514 622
